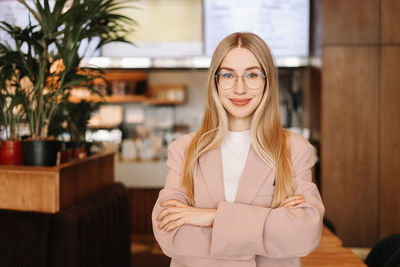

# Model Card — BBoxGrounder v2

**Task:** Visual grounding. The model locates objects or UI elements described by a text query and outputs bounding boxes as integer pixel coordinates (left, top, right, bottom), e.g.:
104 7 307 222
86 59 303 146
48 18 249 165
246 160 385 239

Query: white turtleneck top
221 130 251 203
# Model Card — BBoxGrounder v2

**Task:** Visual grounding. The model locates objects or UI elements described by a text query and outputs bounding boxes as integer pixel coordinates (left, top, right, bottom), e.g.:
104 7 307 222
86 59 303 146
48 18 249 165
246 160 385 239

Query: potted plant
0 68 24 165
0 0 135 166
48 100 101 161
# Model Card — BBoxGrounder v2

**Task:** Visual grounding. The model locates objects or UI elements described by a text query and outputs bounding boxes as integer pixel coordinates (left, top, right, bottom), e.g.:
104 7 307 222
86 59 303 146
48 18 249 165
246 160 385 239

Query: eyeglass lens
216 70 265 90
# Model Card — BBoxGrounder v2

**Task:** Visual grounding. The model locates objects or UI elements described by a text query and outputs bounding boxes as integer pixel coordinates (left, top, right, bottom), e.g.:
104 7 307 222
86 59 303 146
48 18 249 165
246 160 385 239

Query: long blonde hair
182 32 293 208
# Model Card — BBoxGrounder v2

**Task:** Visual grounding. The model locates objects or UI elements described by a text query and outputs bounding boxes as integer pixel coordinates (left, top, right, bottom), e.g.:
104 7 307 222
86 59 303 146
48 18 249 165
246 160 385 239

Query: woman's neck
227 114 252 132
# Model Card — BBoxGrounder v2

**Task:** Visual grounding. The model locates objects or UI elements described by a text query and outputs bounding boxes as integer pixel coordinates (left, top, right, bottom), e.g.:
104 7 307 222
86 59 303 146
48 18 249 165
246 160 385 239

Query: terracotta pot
66 141 87 160
73 148 87 159
0 140 23 165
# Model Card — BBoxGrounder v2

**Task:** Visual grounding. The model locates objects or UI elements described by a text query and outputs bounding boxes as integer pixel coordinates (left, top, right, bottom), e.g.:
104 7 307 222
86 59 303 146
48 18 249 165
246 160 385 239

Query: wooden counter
302 227 367 266
0 151 114 213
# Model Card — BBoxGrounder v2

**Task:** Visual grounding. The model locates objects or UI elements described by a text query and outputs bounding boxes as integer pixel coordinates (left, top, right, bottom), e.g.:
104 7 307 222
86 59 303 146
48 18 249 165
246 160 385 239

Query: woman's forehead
220 47 261 71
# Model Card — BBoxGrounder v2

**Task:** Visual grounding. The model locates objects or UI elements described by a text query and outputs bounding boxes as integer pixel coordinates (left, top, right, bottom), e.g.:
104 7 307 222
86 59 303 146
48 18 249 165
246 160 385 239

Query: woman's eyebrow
219 66 261 71
245 66 262 71
219 67 234 71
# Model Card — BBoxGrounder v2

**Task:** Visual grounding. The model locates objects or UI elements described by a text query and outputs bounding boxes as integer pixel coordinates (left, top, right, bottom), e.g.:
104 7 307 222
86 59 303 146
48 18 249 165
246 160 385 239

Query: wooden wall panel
129 188 160 234
322 0 379 44
380 47 400 239
381 0 400 43
321 47 379 247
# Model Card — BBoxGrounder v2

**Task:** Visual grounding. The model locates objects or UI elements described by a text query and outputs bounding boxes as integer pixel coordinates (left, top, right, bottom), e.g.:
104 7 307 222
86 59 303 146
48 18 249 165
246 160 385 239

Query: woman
152 32 325 267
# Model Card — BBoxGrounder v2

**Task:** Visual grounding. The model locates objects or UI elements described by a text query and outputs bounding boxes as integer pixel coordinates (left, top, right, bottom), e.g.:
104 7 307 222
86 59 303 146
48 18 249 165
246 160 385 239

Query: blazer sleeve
210 140 325 259
152 136 254 263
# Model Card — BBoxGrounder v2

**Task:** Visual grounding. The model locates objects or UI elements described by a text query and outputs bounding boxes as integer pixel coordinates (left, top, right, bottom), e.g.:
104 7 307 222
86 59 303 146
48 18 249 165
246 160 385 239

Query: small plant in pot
66 100 101 159
0 0 135 166
0 68 24 165
49 100 101 161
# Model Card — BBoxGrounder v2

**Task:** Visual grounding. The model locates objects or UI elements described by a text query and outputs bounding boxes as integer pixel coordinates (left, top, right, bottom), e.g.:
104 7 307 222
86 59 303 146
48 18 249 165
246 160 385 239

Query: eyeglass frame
214 68 267 90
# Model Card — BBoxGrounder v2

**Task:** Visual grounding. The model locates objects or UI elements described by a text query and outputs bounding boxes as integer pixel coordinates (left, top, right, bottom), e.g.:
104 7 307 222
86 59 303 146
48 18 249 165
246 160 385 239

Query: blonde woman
152 32 324 267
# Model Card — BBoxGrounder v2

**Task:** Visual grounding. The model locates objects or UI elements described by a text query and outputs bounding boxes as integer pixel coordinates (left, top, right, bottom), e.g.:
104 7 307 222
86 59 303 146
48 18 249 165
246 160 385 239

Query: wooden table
301 227 367 266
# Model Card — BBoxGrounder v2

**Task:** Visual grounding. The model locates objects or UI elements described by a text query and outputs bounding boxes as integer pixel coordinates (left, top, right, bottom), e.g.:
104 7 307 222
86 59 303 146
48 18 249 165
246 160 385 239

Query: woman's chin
226 109 254 120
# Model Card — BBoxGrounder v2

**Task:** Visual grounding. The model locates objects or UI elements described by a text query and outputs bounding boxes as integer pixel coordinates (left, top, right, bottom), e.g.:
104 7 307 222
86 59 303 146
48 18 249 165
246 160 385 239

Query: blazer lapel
198 146 225 207
234 145 274 204
198 144 274 206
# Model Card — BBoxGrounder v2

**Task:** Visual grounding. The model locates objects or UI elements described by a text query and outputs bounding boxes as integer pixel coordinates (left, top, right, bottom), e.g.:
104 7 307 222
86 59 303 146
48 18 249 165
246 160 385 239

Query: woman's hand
282 195 305 210
157 200 217 232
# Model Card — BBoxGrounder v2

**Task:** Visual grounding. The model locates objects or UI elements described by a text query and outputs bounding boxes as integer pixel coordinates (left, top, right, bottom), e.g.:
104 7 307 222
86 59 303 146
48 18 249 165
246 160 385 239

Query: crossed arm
152 137 324 261
156 195 306 231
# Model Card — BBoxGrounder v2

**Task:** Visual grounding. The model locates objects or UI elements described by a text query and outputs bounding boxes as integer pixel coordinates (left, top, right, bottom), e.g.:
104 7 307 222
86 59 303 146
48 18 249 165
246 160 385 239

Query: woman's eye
246 72 258 78
222 72 233 78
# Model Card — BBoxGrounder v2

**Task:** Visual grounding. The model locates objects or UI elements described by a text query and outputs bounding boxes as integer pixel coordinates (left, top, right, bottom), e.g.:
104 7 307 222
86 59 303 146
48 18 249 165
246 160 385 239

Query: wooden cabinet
321 0 400 247
0 152 114 213
381 0 400 43
380 47 400 238
322 0 379 44
321 47 379 246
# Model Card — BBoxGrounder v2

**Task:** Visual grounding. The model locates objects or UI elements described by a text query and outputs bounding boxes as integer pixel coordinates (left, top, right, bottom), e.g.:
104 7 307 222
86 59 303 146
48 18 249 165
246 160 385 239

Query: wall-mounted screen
204 0 310 57
1 0 310 63
101 0 203 57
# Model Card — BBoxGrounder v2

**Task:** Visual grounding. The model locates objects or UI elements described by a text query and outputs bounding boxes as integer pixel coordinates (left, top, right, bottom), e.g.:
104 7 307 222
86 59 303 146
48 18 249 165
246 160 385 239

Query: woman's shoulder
168 131 197 156
286 130 316 171
286 130 314 156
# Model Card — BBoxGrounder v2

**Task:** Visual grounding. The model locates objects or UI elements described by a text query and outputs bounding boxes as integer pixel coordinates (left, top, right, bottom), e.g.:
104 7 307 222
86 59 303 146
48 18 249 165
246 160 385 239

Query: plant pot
85 142 94 156
65 141 88 160
73 147 87 159
0 140 23 165
21 140 61 166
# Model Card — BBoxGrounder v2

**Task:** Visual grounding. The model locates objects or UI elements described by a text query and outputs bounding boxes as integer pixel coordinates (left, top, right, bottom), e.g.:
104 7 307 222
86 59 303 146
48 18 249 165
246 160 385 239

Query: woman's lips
230 98 251 106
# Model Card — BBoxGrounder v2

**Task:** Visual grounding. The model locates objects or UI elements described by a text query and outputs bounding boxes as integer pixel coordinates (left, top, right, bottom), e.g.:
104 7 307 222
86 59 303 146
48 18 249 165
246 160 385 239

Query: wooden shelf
144 98 185 105
69 94 184 105
68 70 186 105
104 95 147 103
69 94 147 103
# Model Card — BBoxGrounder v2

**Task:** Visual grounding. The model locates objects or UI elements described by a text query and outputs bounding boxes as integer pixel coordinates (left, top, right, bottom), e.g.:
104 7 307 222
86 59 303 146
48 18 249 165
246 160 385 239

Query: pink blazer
152 131 325 267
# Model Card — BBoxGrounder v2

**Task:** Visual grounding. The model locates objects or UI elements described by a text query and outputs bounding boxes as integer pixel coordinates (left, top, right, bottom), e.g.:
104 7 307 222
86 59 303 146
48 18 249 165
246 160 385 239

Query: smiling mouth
230 98 251 106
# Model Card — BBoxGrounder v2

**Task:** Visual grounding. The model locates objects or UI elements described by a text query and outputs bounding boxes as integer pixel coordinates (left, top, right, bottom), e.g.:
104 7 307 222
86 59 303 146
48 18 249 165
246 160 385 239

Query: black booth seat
0 182 130 267
0 209 52 267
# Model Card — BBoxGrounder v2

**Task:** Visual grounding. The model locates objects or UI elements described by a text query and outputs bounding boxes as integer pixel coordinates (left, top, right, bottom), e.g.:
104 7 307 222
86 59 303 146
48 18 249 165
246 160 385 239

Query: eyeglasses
214 69 266 90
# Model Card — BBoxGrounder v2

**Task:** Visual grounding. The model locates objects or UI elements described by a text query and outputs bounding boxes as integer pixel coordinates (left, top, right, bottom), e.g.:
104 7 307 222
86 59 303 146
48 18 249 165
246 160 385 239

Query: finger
283 199 305 208
283 202 304 210
284 202 304 210
158 212 184 229
157 207 181 221
165 218 185 232
161 199 188 208
282 196 304 206
284 198 305 206
282 195 304 204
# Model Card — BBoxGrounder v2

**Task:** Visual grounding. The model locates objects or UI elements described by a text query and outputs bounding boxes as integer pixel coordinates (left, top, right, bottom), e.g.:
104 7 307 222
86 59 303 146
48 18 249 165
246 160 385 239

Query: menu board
204 0 310 57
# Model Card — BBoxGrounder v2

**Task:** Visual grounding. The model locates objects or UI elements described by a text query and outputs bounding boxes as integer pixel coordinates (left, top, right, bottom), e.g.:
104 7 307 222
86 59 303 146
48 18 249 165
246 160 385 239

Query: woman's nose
233 78 246 94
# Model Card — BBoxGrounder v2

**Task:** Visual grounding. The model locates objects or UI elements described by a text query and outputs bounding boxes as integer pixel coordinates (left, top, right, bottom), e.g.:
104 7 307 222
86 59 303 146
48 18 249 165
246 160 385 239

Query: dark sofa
0 182 130 267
